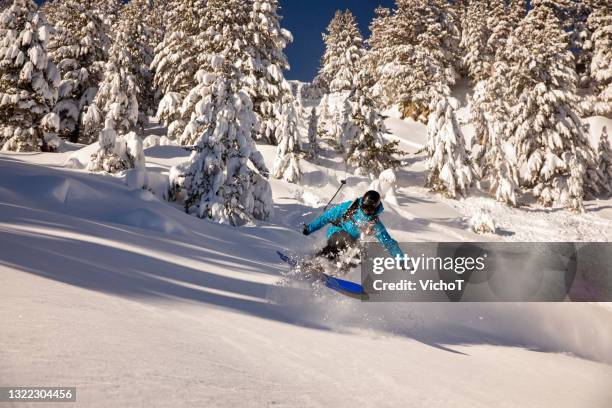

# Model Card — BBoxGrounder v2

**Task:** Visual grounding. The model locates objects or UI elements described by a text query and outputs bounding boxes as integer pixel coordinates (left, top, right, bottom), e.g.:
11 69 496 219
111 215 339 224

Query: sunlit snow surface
1 112 612 407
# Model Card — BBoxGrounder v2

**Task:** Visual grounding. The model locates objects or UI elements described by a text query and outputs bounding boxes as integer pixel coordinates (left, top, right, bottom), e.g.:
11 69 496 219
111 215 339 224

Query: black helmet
361 190 381 215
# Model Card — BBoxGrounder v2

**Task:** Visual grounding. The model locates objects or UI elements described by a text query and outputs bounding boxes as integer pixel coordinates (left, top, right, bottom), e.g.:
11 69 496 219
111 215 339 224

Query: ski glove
302 224 310 236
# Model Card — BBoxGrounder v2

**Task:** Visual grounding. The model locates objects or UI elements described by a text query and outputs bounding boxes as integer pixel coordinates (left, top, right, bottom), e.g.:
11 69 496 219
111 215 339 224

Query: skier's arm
374 222 404 258
305 201 352 234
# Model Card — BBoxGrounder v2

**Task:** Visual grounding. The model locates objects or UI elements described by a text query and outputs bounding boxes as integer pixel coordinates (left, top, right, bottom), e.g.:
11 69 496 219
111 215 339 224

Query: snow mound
470 208 497 234
124 168 169 200
7 175 104 205
114 208 187 235
65 142 100 168
143 135 177 148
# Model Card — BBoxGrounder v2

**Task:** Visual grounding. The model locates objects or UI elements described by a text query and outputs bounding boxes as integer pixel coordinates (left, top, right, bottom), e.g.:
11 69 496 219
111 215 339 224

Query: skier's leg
316 231 357 261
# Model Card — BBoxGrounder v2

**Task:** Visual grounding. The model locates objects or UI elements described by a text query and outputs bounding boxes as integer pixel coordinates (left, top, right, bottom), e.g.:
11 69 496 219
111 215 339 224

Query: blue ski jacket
305 198 404 258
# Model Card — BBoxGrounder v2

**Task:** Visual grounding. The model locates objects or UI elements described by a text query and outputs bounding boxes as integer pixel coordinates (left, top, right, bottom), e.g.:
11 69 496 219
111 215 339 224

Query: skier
302 190 404 265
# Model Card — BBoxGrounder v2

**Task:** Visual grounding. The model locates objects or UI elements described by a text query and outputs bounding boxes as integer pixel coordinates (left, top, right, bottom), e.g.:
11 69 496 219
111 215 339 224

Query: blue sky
280 0 395 82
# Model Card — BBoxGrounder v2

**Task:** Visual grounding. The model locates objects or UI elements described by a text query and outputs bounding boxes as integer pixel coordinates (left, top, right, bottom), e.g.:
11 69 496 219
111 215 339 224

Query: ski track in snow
1 114 612 407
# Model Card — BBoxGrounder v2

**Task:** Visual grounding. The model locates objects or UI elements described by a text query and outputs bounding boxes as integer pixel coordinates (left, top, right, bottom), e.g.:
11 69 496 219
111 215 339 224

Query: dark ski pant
317 230 357 260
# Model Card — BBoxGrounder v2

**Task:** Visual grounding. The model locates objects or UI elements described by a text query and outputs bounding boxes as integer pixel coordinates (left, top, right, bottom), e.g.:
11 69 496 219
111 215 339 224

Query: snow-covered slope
1 115 612 407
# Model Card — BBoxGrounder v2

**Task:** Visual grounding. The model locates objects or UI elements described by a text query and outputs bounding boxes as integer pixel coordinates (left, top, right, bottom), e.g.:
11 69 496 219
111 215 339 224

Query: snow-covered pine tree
84 8 139 157
317 93 330 137
426 95 474 198
293 84 305 125
460 0 491 83
144 0 166 55
306 107 319 161
87 118 145 173
313 10 342 92
142 0 166 111
328 95 350 150
43 0 108 142
114 0 158 121
471 84 520 205
566 0 592 87
40 111 61 151
363 6 391 102
453 0 468 35
246 0 293 144
470 207 497 234
585 0 611 116
315 9 365 94
0 0 60 152
92 0 123 36
169 0 272 225
367 0 460 116
470 0 525 205
597 127 612 194
151 0 206 139
272 95 301 183
486 0 515 64
509 0 527 24
500 0 600 208
344 71 401 179
566 148 587 212
0 0 11 12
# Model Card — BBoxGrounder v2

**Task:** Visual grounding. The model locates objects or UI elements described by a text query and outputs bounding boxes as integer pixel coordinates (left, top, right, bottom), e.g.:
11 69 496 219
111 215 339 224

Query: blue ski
276 251 367 299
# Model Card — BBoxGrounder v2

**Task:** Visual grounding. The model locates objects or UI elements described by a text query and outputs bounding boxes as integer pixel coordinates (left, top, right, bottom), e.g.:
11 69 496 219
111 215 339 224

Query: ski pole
323 179 346 212
300 179 346 234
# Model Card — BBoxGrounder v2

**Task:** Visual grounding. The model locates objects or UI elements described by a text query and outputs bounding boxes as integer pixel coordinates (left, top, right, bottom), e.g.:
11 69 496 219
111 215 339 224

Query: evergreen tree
367 0 460 114
567 0 592 86
344 71 401 179
497 0 599 208
40 111 61 151
509 0 527 24
471 80 520 205
306 107 319 161
43 0 108 142
316 93 330 137
426 96 474 198
169 0 272 226
460 0 491 83
486 0 515 64
363 6 391 101
327 94 350 150
144 0 166 54
87 118 145 173
453 0 468 37
470 0 525 205
116 0 159 120
315 10 364 93
92 0 123 35
597 127 612 194
82 9 139 146
566 148 586 212
151 0 206 139
0 0 11 11
272 96 301 183
585 0 611 116
0 0 60 152
246 0 293 144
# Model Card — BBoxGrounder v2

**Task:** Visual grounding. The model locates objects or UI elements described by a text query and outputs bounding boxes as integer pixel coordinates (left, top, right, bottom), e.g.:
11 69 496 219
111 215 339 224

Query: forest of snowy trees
0 0 611 223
